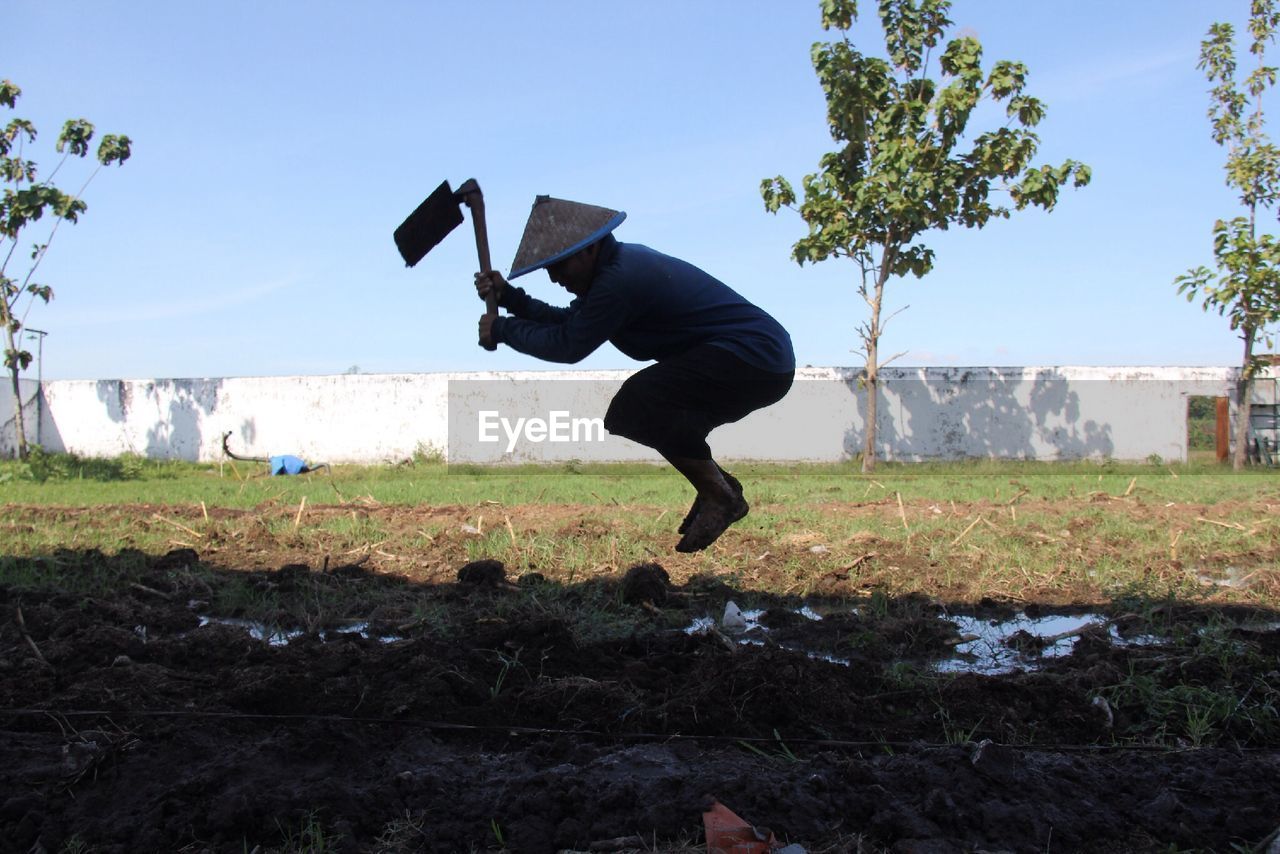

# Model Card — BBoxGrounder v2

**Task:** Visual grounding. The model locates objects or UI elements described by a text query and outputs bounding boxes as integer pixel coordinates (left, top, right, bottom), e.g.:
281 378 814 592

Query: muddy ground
2 503 1279 853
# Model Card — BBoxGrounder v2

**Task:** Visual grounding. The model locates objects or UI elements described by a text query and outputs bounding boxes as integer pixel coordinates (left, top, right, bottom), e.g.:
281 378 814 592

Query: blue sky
4 1 1271 380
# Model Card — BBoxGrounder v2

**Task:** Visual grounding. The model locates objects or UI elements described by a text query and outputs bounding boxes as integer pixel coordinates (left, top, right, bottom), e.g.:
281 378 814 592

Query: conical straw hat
509 195 626 279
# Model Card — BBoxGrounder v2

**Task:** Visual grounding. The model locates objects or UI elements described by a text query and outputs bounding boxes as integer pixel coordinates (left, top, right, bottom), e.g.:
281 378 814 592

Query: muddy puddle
196 596 1265 683
937 611 1161 674
687 603 1171 675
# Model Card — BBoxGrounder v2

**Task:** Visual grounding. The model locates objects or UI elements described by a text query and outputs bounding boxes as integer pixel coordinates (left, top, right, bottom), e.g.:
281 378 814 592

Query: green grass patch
1 451 1273 510
3 452 1278 611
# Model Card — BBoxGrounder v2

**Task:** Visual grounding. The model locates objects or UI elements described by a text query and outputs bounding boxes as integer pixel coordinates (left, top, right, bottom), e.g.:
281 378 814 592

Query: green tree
1176 1 1280 470
1 79 131 458
762 0 1089 472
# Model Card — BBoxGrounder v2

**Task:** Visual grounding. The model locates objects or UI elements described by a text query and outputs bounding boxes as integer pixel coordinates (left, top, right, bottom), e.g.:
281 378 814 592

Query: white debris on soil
722 601 748 633
1092 695 1114 729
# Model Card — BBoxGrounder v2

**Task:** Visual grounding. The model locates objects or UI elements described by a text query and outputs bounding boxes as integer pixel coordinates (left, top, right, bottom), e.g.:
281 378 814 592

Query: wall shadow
844 369 1116 461
91 378 226 460
142 379 224 459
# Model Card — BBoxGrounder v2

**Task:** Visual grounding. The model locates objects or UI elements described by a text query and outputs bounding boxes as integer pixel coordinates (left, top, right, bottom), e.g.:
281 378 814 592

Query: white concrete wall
31 374 453 463
714 366 1246 464
12 365 1264 464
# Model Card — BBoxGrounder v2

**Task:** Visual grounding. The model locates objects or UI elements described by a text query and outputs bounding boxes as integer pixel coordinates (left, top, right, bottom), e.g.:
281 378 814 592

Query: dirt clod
621 562 671 605
457 558 507 586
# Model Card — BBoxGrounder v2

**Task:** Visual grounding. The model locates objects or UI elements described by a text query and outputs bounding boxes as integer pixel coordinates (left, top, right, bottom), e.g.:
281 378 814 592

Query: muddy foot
678 470 743 535
675 494 749 552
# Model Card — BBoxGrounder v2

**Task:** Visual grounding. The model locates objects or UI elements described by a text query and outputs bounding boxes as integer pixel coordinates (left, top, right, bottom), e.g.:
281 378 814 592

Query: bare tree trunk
6 366 28 460
863 330 878 473
1234 324 1256 471
860 256 893 474
1 303 29 459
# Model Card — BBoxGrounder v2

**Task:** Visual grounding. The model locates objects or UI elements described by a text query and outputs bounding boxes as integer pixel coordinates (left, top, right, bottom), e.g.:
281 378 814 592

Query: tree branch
878 349 910 369
16 161 105 309
42 149 75 188
880 303 911 332
1 237 19 280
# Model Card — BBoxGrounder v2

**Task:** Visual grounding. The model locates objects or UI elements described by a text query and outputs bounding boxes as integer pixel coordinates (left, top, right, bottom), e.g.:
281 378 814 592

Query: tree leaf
0 80 20 109
56 119 95 157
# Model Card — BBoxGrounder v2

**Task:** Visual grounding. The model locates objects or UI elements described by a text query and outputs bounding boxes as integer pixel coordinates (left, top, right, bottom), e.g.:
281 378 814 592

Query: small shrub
25 447 144 482
411 442 445 466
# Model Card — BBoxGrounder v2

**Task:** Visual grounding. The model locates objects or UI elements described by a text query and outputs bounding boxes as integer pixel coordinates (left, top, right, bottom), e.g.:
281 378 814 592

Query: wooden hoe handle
456 179 497 352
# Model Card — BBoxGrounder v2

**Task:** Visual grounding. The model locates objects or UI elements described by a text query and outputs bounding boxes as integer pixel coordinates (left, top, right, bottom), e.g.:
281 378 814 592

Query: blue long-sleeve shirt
491 237 795 373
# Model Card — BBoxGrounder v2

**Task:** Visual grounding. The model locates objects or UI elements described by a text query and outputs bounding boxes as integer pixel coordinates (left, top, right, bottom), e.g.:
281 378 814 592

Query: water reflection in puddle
683 605 851 665
197 616 302 646
195 616 403 646
940 613 1117 675
683 607 1166 675
684 616 717 634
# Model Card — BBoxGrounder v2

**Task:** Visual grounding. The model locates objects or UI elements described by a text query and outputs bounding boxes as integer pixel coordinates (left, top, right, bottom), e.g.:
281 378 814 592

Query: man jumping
475 195 794 552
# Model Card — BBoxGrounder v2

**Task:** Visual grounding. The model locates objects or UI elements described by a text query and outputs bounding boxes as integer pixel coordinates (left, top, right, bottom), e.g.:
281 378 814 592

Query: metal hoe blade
394 179 465 268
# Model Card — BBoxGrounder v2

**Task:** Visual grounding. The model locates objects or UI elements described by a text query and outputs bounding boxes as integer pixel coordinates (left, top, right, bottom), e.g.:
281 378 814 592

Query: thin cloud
54 274 301 328
1040 48 1198 102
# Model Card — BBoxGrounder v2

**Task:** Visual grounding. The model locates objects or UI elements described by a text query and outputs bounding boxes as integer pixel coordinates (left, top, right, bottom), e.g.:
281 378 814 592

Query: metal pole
26 329 46 445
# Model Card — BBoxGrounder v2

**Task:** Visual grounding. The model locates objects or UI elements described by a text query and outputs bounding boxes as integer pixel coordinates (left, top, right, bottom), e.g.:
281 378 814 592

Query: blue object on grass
270 455 311 476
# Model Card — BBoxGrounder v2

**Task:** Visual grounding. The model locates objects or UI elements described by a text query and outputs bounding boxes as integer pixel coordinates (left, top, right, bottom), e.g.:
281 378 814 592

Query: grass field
3 451 1277 610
